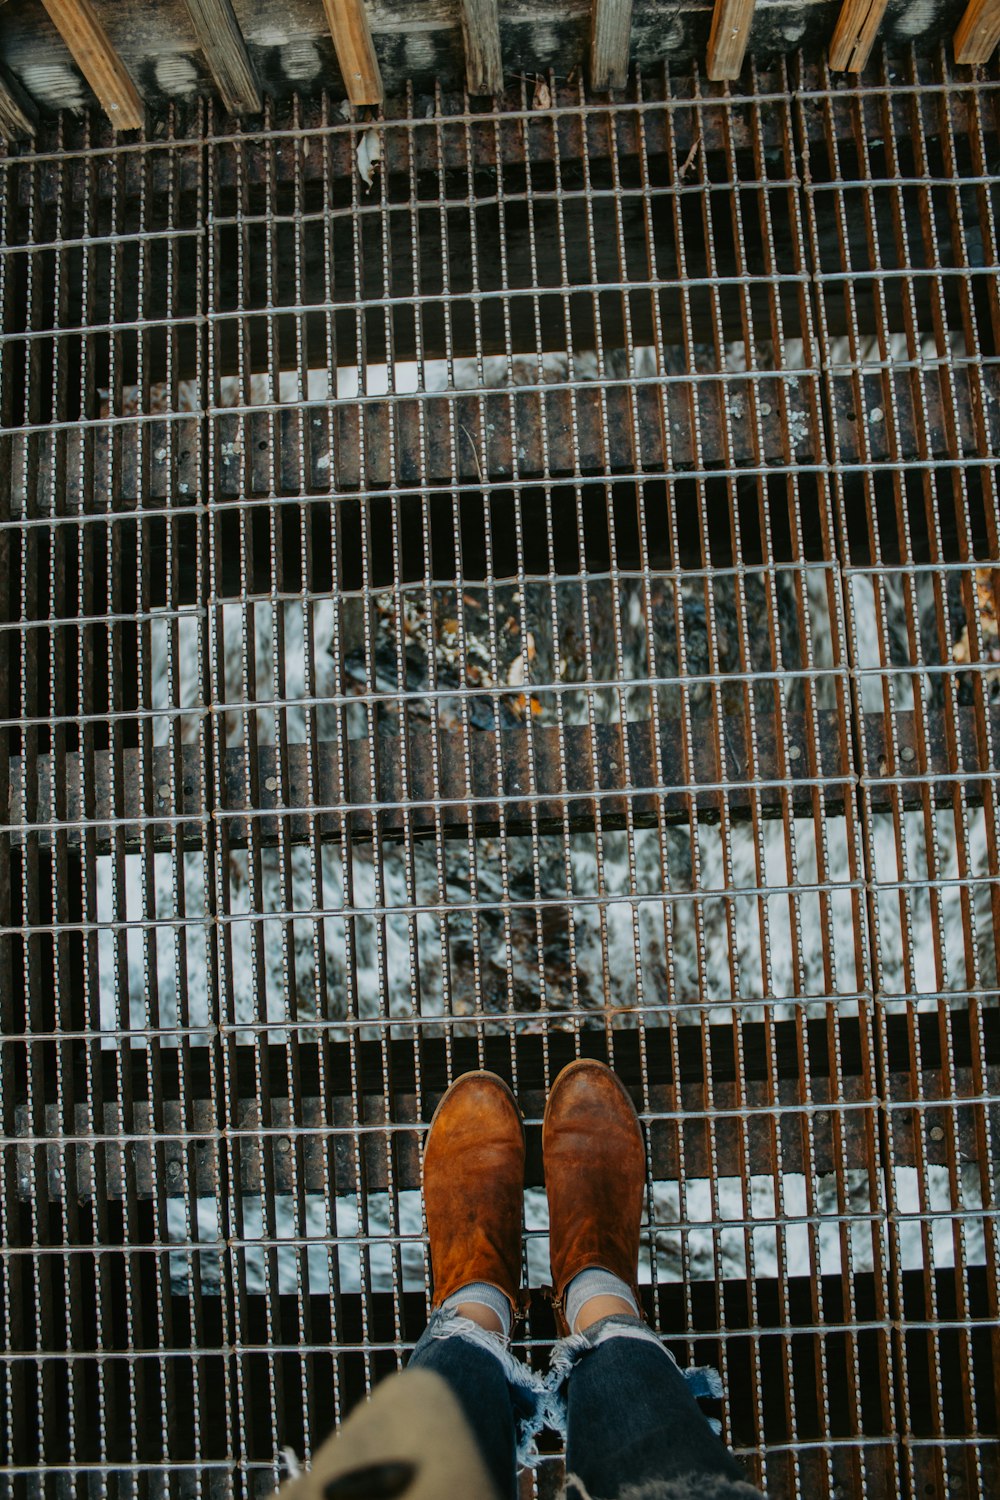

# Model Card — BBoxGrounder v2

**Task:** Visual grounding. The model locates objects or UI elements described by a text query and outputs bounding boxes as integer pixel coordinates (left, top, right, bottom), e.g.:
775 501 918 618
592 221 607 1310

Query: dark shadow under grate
2 48 999 1500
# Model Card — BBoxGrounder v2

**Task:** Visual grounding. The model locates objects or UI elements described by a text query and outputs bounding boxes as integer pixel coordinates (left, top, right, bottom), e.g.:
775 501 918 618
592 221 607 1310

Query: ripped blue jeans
409 1310 764 1500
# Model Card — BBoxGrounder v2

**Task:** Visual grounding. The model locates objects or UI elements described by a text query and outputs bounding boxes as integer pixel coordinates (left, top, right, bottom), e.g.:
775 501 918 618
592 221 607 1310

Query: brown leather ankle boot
543 1059 646 1335
422 1071 525 1324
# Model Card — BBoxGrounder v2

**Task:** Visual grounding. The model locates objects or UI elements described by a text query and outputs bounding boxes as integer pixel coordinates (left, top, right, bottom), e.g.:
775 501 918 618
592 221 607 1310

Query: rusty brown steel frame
2 46 1000 1500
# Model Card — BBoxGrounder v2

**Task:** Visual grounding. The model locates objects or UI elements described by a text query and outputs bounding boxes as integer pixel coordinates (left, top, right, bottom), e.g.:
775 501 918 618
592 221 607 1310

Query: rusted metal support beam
459 0 502 94
38 0 144 129
590 0 634 90
182 0 261 115
322 0 383 106
706 0 755 80
954 0 1000 62
829 0 890 69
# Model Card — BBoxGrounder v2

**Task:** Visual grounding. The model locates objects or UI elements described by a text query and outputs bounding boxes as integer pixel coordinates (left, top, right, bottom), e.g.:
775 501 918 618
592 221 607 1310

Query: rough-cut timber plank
38 0 144 129
0 58 36 141
829 0 890 69
13 707 1000 857
0 7 977 117
182 0 261 114
322 0 383 106
459 0 503 94
590 0 634 89
33 1009 1000 1105
706 0 755 80
26 1065 972 1198
954 0 1000 62
17 1043 999 1200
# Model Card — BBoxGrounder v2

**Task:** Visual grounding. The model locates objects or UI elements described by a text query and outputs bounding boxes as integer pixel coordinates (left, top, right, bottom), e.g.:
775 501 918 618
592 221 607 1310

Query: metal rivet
929 1125 945 1142
157 782 171 798
901 746 916 762
815 1111 829 1125
265 776 279 792
277 1137 291 1154
788 744 801 760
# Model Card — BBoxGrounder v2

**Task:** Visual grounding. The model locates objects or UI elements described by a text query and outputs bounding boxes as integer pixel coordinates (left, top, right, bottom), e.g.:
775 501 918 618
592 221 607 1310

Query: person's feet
422 1062 646 1338
422 1071 525 1332
543 1059 646 1335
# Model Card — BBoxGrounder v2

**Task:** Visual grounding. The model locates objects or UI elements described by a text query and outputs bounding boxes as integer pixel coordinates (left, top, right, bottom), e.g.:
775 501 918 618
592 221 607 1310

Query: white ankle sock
440 1281 512 1338
564 1267 640 1333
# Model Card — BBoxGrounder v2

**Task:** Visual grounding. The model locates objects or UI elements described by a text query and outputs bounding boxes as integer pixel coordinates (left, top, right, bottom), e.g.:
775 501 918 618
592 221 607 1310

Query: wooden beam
182 0 261 114
459 0 502 94
0 60 37 142
954 0 1000 63
590 0 634 90
706 0 755 80
321 0 382 106
829 0 890 70
39 0 144 129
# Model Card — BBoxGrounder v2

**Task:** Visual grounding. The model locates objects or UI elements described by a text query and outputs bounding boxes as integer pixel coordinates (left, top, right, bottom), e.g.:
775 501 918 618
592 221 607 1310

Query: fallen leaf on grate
952 570 1000 669
679 135 702 180
357 125 382 188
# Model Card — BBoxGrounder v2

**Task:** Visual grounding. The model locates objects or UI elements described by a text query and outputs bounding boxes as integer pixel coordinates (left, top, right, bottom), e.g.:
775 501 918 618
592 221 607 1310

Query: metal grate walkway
2 47 999 1499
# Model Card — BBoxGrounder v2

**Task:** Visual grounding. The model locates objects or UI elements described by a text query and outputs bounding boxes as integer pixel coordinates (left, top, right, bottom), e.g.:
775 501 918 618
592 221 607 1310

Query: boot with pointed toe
422 1071 525 1324
543 1059 646 1335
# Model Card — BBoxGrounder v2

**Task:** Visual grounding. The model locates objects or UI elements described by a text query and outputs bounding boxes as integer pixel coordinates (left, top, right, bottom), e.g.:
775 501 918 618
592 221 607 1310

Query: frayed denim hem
422 1309 561 1468
546 1315 724 1438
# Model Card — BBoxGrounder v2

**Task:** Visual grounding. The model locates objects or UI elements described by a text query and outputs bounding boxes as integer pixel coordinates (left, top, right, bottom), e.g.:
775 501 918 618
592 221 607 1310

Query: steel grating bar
802 46 1000 1500
1 49 999 1500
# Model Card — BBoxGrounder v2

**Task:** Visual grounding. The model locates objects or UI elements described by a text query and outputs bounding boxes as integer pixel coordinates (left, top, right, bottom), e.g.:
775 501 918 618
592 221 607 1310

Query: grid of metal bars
2 46 999 1500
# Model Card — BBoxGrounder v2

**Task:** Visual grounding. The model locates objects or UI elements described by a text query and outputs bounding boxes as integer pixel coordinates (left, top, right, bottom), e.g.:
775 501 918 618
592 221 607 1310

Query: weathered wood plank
954 0 1000 62
17 1050 998 1200
182 0 261 115
22 1066 959 1198
14 707 1000 858
459 0 503 94
38 0 144 129
0 4 973 117
706 0 756 80
590 0 634 90
829 0 891 70
0 59 37 142
322 0 383 106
